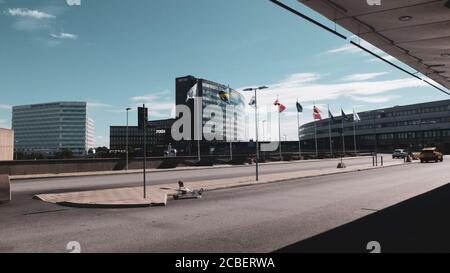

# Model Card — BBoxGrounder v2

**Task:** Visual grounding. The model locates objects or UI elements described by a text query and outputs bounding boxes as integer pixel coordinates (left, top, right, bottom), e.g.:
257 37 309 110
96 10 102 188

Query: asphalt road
12 156 391 195
1 156 449 253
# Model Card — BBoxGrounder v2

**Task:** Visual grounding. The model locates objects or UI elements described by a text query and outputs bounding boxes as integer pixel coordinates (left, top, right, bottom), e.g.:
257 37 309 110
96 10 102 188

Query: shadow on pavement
276 183 450 253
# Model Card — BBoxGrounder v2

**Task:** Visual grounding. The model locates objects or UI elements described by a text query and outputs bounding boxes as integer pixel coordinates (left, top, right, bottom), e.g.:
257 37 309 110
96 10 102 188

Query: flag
274 99 286 113
313 106 322 120
353 109 361 122
249 96 256 108
296 101 303 113
328 109 336 122
186 83 198 102
341 109 351 121
218 90 230 103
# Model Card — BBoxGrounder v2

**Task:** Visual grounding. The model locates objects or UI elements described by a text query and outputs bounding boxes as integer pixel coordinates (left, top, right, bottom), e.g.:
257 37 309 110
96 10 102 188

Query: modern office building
300 100 450 154
109 76 247 156
110 118 175 155
0 128 14 161
12 102 94 156
175 75 247 143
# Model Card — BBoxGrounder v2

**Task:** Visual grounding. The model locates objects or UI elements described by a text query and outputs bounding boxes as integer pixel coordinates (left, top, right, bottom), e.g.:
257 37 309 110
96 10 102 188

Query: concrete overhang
298 0 450 90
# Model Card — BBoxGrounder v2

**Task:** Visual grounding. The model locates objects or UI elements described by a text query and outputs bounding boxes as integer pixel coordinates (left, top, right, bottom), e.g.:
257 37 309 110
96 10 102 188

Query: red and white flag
313 106 322 120
273 99 286 113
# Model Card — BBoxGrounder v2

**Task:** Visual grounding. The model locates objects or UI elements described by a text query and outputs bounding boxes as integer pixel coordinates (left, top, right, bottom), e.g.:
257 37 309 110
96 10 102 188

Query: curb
201 162 418 194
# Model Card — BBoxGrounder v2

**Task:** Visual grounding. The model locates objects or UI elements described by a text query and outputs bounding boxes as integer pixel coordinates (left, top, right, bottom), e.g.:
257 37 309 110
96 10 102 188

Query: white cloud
50 32 78 40
238 71 429 141
324 44 361 55
324 40 389 59
239 73 427 107
129 94 158 102
66 0 81 6
87 102 111 108
348 94 401 103
129 94 175 119
5 8 55 19
341 72 388 81
368 55 396 63
0 104 12 110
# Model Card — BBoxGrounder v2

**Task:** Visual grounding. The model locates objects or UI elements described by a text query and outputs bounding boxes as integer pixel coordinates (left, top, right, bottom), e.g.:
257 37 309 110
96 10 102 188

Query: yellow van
419 147 444 163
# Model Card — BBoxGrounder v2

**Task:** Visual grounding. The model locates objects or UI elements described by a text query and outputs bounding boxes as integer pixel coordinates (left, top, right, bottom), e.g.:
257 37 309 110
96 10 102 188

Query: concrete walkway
34 159 412 208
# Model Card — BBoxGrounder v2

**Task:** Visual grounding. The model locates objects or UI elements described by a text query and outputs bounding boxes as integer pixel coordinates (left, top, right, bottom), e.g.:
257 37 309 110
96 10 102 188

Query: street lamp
262 120 267 141
373 110 384 156
243 86 268 181
14 140 19 161
126 107 131 171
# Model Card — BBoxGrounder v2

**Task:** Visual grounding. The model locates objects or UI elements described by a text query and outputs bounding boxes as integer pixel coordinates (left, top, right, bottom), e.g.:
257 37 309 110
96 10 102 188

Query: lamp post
125 107 131 171
373 110 384 156
243 86 268 181
262 120 267 141
14 140 19 161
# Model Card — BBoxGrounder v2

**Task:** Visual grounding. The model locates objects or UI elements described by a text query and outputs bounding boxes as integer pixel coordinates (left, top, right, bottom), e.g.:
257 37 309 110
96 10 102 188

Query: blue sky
0 0 448 145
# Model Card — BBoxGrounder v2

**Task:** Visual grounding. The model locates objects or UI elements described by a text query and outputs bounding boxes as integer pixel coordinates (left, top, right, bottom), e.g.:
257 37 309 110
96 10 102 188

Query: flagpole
196 91 201 162
278 96 282 161
353 109 357 156
328 105 333 158
297 99 302 159
342 109 346 157
314 102 318 158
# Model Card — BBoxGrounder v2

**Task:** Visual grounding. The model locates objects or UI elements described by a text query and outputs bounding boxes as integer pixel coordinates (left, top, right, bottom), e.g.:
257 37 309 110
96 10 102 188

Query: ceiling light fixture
398 15 413 21
428 64 446 68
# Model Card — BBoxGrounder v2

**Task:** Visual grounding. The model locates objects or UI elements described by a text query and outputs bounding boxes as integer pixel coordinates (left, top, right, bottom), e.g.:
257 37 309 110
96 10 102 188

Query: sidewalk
34 160 413 208
12 156 375 181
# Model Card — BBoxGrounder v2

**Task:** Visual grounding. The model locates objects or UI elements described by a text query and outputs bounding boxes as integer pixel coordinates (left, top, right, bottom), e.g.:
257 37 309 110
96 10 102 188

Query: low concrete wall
0 153 325 176
0 156 252 176
0 175 11 202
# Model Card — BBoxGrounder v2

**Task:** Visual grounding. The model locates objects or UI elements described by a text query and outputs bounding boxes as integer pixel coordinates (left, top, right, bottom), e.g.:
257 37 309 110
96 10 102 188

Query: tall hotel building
12 102 94 156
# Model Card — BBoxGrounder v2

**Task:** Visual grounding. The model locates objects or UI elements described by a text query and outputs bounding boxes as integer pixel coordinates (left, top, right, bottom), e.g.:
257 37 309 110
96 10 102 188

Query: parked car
419 147 444 163
392 149 408 159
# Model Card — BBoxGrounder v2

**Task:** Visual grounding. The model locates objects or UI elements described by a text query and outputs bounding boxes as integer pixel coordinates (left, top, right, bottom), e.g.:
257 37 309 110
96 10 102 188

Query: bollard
0 175 11 203
372 156 375 167
381 156 384 166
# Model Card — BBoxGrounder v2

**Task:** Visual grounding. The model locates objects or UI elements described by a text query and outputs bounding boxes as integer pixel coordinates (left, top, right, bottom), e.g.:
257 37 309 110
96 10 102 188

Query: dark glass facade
175 75 246 143
110 119 175 156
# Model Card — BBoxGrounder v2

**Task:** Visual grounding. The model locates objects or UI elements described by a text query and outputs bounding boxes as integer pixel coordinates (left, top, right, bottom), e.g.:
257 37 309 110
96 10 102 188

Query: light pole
262 120 267 141
125 107 131 171
373 110 384 156
14 140 19 160
243 86 268 181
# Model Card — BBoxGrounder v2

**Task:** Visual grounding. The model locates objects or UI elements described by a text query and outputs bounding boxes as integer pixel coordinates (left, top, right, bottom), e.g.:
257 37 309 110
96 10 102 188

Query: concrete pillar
0 175 11 203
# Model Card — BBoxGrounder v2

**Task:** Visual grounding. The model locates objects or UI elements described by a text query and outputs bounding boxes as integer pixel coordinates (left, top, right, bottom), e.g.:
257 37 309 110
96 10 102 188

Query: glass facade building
300 100 450 154
12 102 94 156
176 75 246 143
110 119 175 155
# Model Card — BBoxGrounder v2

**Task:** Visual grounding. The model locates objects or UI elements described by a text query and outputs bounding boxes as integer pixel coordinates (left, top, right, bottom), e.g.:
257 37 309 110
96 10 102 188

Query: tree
54 148 73 159
94 146 110 158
